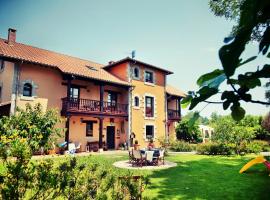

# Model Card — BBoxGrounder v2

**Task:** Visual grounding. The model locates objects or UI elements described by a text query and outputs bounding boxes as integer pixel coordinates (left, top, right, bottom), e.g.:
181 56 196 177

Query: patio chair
145 151 155 166
74 142 81 153
132 150 145 167
68 143 76 155
129 150 134 164
159 149 165 165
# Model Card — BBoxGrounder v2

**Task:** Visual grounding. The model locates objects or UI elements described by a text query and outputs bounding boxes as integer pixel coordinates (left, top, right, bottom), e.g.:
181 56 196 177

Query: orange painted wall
106 62 129 81
69 116 127 151
19 63 129 150
0 61 14 103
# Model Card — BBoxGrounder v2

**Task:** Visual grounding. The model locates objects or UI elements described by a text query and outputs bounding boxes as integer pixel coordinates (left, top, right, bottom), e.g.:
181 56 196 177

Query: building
0 28 185 151
199 125 214 143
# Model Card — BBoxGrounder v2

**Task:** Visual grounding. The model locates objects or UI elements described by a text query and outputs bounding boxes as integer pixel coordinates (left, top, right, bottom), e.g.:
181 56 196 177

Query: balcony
61 97 128 117
168 109 181 121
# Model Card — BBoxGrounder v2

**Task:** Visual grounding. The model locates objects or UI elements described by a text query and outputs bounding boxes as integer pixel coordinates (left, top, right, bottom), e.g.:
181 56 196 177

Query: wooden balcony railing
168 109 181 121
61 97 128 116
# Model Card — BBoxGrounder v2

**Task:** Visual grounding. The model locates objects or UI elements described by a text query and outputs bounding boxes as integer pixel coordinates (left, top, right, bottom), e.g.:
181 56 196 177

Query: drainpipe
10 61 22 115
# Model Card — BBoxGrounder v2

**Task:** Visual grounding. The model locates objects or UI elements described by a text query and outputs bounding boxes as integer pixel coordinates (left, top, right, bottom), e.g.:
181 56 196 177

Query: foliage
0 104 147 199
246 140 270 154
175 118 202 143
182 0 270 121
262 112 270 133
0 103 63 152
169 140 195 152
209 114 270 154
196 142 234 155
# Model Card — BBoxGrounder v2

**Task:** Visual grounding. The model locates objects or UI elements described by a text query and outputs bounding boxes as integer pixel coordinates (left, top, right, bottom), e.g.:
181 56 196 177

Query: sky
0 0 269 118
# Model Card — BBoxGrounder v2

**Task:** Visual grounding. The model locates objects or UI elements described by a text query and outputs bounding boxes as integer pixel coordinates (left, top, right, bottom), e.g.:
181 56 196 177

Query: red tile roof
0 38 130 86
103 57 173 75
166 84 186 97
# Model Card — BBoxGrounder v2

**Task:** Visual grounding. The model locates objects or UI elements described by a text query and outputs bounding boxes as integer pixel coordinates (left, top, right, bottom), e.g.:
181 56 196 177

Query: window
0 59 4 71
108 92 117 106
145 71 153 83
70 87 79 99
134 67 139 78
145 96 154 117
146 125 154 139
86 122 93 137
134 96 139 107
23 83 32 97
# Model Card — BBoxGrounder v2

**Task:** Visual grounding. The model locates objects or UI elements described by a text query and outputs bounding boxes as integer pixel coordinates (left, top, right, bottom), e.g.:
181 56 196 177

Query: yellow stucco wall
130 79 166 148
0 61 14 104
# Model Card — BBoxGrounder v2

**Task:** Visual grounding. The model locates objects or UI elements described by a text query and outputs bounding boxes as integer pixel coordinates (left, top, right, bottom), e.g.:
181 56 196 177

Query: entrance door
106 126 115 149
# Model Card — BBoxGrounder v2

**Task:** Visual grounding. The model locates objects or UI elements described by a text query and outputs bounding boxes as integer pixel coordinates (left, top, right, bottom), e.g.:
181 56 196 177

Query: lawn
68 154 270 200
1 154 270 200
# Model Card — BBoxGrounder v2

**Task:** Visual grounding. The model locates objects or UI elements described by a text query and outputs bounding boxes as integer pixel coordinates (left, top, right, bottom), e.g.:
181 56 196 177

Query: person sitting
147 138 155 150
133 140 140 150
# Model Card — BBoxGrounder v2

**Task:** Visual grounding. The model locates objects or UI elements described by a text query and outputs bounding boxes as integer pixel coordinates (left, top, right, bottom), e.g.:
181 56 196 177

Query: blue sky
0 0 268 117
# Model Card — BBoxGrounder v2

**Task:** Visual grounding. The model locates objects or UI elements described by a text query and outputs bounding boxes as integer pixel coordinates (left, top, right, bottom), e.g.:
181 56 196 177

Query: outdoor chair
132 150 145 167
159 149 165 165
129 150 134 164
145 151 155 165
74 142 81 153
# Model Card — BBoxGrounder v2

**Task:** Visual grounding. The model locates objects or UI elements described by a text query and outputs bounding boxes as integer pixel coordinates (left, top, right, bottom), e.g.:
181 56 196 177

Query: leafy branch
182 0 270 121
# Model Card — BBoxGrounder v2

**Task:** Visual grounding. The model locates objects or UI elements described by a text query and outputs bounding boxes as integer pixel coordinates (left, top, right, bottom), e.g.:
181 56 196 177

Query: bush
170 140 195 152
247 140 270 153
196 142 234 155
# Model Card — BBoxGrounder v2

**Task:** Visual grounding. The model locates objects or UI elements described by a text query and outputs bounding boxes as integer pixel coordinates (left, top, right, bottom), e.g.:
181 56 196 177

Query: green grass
1 154 270 199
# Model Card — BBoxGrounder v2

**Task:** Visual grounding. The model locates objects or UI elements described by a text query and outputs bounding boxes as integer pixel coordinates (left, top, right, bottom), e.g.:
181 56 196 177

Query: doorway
106 126 115 149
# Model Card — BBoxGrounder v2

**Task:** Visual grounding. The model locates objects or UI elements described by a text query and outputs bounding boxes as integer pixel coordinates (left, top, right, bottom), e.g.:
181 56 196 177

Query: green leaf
189 87 218 110
196 69 224 87
223 100 231 110
238 75 261 89
188 112 200 128
231 105 245 121
181 95 192 109
237 56 257 67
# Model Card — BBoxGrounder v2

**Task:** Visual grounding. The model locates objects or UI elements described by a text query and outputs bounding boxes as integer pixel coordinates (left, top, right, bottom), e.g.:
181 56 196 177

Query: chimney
108 61 115 65
8 28 17 44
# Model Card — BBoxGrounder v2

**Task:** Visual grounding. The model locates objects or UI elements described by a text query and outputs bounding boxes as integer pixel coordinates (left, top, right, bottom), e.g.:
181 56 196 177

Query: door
106 126 115 149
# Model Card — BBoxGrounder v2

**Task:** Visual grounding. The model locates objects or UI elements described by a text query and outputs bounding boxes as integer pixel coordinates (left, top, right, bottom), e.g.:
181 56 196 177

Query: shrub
170 140 194 152
196 142 234 155
247 140 270 153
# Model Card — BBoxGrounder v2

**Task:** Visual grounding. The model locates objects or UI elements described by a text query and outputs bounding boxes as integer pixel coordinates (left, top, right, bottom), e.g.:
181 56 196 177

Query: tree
262 112 270 133
182 0 270 121
175 118 202 143
265 80 270 103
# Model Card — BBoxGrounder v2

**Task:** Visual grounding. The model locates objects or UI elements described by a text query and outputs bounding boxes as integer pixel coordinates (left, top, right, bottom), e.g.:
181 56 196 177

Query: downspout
127 62 133 148
10 61 22 115
164 76 168 143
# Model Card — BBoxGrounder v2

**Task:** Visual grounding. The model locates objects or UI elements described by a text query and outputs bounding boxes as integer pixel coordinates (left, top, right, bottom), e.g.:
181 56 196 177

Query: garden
0 104 270 200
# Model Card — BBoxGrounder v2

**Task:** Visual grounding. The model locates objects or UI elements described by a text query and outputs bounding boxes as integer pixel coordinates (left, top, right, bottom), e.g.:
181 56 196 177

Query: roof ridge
0 37 104 68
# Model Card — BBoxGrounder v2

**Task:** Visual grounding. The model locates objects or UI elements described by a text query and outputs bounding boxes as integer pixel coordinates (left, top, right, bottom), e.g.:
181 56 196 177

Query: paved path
113 160 177 170
32 150 127 160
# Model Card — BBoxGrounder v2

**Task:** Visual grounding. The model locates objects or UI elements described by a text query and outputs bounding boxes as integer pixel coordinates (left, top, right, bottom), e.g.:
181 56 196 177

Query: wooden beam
99 118 103 148
62 82 87 89
100 84 104 112
65 116 70 149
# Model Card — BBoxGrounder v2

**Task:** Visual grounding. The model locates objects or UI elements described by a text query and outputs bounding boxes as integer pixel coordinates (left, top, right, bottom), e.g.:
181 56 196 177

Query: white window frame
133 95 140 109
143 123 157 141
133 66 140 80
144 69 155 86
144 93 156 119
